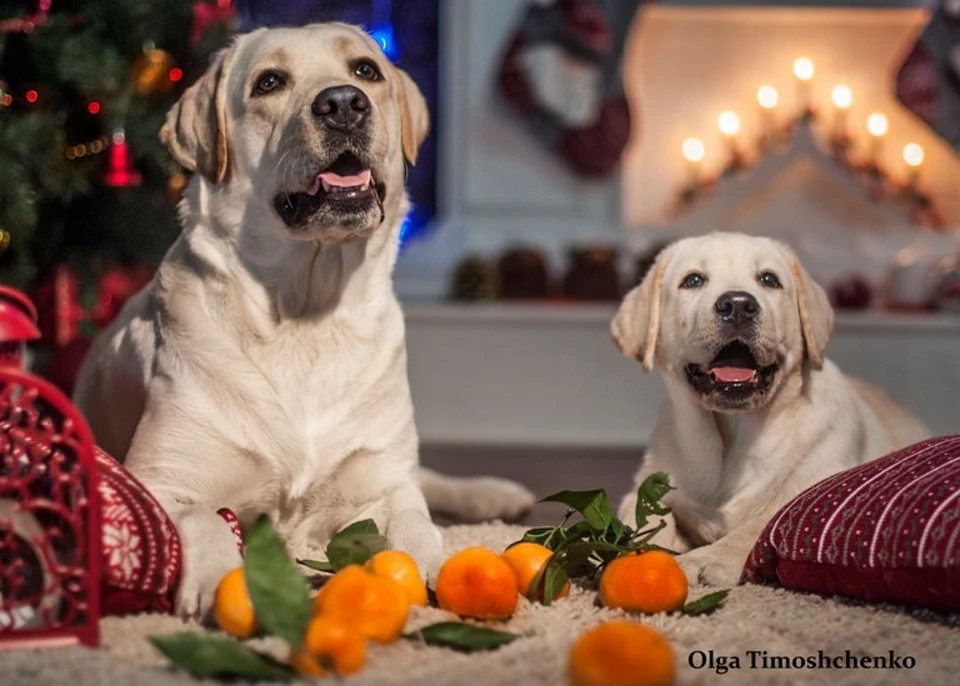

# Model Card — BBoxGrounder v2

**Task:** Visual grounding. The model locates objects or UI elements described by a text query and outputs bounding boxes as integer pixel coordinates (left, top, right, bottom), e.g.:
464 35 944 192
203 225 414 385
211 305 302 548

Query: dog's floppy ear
160 42 236 183
393 66 429 166
785 246 834 369
611 244 676 372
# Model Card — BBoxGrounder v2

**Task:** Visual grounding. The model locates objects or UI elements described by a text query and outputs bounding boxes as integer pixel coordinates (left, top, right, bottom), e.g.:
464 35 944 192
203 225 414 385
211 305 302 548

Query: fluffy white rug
5 522 960 685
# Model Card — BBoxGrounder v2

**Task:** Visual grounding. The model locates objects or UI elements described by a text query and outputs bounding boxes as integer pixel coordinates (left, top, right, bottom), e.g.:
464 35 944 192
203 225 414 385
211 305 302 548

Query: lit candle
902 143 924 187
793 57 814 114
830 85 852 140
757 86 778 144
866 112 888 166
682 137 705 186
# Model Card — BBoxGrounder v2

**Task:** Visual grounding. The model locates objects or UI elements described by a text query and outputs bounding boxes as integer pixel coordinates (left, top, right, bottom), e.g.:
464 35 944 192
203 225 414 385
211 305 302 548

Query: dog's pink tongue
319 169 371 188
711 367 757 383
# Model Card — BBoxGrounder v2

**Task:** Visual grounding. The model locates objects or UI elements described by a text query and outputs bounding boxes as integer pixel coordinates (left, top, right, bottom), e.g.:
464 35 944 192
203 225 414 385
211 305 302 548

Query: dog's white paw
174 510 244 621
386 517 445 584
453 477 536 523
677 546 743 588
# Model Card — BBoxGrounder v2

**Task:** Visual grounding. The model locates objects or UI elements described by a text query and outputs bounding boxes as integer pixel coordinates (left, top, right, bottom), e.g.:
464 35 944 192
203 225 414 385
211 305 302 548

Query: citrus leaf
407 622 519 652
333 519 380 538
518 527 553 546
541 559 569 606
149 633 293 681
325 519 387 570
541 489 613 531
296 558 335 573
244 514 313 649
634 472 674 530
682 590 730 616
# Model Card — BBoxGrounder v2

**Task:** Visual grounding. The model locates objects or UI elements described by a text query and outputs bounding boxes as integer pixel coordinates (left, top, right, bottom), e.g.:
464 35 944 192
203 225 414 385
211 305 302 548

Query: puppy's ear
160 42 236 183
393 66 429 166
786 247 834 369
611 244 675 372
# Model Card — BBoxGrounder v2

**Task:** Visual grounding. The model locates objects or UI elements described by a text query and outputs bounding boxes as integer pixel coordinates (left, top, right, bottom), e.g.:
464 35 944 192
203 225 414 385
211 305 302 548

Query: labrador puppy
73 23 533 618
612 233 928 587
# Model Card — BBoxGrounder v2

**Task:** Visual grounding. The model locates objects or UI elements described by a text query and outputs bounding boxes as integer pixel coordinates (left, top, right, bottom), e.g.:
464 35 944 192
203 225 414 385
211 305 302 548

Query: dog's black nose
312 85 370 131
715 291 760 327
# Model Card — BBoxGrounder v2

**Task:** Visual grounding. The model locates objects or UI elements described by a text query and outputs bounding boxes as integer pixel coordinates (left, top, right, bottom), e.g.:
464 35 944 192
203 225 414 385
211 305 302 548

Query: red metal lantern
0 367 102 648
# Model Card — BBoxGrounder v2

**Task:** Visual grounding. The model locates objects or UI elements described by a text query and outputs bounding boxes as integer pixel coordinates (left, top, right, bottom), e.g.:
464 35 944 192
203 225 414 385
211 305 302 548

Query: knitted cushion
742 435 960 612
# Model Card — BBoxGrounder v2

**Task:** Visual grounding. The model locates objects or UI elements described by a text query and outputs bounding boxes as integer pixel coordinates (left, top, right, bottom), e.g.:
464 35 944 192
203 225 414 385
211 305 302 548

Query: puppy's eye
759 272 782 289
354 60 381 82
680 273 707 289
253 71 285 95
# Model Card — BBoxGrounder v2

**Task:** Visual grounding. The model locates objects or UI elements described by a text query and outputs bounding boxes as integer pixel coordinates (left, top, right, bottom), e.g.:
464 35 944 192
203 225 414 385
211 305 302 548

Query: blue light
370 24 398 61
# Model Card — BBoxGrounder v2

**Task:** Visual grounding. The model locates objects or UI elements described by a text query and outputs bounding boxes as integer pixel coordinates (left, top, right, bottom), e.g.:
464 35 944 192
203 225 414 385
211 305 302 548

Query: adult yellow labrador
612 233 928 586
74 24 533 618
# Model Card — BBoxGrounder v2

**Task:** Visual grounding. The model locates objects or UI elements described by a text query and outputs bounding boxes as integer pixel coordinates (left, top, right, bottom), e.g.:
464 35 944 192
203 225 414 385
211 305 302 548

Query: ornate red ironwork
0 367 101 649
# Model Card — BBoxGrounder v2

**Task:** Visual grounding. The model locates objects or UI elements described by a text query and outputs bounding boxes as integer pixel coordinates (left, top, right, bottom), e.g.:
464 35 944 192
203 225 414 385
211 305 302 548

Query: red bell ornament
102 131 142 188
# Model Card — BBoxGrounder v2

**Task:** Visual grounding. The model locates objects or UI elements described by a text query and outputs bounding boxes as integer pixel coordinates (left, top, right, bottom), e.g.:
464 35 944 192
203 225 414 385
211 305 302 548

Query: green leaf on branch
296 558 336 573
406 622 519 652
682 590 730 616
541 490 614 531
324 518 388 570
634 472 674 530
148 633 293 681
296 519 388 575
244 514 313 650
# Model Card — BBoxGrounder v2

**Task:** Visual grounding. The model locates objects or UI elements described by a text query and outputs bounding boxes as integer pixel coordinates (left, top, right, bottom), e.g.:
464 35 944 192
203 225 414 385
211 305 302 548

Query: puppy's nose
312 85 370 131
715 291 760 327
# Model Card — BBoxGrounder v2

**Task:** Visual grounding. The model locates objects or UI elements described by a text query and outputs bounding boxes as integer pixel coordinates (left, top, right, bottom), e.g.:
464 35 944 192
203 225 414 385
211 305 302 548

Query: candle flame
866 113 888 137
682 138 705 163
831 85 852 110
757 86 778 110
717 111 741 137
793 58 814 82
902 143 924 168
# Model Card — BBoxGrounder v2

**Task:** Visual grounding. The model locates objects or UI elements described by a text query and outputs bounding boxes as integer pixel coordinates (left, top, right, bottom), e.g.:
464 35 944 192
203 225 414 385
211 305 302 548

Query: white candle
793 57 814 113
682 137 705 185
866 112 888 164
902 143 924 186
830 85 852 138
757 86 778 143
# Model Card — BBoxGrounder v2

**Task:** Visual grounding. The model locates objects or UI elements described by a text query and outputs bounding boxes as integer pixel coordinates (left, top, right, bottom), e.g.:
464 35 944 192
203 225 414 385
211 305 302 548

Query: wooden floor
420 444 640 526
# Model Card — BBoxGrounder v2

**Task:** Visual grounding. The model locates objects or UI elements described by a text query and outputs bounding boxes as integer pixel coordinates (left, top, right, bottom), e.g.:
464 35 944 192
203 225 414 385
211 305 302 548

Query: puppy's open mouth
274 152 385 228
684 340 779 402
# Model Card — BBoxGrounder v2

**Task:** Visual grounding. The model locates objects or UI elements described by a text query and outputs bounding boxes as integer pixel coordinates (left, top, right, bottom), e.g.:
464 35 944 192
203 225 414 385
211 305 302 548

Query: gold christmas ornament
0 228 10 254
166 172 187 203
132 48 176 95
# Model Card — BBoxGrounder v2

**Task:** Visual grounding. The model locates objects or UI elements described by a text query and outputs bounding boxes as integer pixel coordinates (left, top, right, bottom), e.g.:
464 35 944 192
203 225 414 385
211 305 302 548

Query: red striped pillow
742 435 960 612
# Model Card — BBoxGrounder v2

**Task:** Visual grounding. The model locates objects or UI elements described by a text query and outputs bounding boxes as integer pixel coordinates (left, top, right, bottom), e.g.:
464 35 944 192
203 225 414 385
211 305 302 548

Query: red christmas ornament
190 0 236 47
102 131 142 188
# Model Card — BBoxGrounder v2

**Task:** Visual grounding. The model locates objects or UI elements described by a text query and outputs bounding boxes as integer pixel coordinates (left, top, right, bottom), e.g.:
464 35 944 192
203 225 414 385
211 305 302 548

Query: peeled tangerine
435 547 518 619
313 564 410 643
289 615 366 677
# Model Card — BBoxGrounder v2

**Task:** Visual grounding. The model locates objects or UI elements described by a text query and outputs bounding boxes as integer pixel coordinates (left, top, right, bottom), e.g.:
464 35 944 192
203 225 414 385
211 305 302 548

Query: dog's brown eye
759 272 782 289
254 71 285 95
680 273 706 289
354 60 381 82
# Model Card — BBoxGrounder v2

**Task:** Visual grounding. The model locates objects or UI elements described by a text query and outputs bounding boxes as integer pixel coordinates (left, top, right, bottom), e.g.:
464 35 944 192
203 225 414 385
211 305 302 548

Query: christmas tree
0 0 236 297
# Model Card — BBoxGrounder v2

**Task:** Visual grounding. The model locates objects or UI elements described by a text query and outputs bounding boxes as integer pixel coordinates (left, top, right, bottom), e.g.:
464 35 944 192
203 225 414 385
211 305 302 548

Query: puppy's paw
174 510 244 621
452 477 536 523
386 518 445 584
677 546 743 588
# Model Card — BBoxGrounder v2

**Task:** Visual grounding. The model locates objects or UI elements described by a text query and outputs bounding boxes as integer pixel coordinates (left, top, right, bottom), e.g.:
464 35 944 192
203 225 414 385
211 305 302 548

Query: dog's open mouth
684 340 779 401
274 152 384 228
